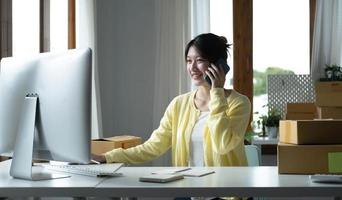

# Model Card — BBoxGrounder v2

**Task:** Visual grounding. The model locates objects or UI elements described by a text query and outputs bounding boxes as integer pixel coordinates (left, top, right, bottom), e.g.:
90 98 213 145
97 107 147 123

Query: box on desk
0 156 9 162
279 120 342 144
278 143 342 174
285 103 316 120
318 107 342 119
91 135 141 154
286 103 316 114
285 113 316 120
315 81 342 107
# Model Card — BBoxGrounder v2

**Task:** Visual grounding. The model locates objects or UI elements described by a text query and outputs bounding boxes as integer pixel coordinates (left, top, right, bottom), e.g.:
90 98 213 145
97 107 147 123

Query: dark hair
184 33 231 63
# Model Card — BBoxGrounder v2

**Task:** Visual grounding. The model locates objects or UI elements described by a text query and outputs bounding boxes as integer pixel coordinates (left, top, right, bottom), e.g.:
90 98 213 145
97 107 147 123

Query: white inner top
189 111 209 167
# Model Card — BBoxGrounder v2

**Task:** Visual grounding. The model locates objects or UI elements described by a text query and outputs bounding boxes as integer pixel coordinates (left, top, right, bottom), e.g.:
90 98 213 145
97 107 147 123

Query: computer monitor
0 48 92 180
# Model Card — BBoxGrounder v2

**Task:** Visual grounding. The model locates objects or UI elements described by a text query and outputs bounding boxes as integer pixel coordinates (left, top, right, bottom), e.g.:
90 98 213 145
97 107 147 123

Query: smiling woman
93 33 251 172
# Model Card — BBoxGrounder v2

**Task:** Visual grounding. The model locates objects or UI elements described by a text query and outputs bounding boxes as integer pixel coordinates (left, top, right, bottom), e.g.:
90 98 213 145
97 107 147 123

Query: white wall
95 0 157 142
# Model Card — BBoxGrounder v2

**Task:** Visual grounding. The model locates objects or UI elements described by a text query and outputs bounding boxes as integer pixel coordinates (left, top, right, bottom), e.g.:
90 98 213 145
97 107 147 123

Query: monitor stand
9 94 70 180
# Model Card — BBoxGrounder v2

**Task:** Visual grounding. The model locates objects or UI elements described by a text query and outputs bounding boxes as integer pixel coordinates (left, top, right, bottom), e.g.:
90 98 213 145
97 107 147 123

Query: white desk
96 166 342 198
1 160 342 198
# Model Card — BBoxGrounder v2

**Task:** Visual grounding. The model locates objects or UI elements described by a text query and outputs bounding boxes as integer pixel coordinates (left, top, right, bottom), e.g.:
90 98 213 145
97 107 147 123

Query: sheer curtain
190 0 210 90
76 0 103 139
191 0 210 38
311 0 342 81
152 0 192 166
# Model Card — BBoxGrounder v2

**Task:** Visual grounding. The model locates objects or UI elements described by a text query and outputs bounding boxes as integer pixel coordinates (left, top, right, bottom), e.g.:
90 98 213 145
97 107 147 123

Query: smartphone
205 58 230 85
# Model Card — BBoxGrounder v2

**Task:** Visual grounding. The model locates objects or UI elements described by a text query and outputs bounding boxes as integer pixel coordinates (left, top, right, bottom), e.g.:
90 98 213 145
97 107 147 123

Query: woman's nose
190 61 197 70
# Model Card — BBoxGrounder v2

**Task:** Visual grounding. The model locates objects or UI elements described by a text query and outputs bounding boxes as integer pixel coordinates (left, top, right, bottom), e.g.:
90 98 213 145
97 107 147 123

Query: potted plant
324 64 342 81
332 64 342 81
324 64 334 80
259 108 281 138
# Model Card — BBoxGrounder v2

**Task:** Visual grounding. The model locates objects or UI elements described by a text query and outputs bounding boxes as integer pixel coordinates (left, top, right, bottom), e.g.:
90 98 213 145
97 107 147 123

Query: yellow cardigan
105 88 251 167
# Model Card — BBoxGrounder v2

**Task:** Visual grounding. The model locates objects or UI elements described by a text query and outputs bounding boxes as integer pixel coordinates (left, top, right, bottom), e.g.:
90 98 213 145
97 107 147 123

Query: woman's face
186 46 210 86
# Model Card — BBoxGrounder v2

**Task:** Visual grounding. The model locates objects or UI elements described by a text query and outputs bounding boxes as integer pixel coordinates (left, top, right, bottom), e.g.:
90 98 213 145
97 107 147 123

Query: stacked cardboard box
0 156 9 162
278 120 342 174
315 81 342 119
285 103 316 120
91 135 141 155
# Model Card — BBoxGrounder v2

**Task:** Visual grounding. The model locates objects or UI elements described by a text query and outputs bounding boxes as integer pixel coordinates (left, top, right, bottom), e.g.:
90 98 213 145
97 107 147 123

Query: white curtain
311 0 342 82
191 0 210 38
76 0 103 139
152 0 192 166
190 0 210 90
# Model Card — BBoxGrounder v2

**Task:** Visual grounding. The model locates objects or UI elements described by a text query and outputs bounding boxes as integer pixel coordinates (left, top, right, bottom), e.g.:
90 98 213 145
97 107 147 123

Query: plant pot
266 126 278 138
325 70 333 80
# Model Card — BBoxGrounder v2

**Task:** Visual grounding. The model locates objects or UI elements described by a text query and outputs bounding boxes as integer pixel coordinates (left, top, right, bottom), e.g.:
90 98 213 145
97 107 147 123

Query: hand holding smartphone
205 58 230 85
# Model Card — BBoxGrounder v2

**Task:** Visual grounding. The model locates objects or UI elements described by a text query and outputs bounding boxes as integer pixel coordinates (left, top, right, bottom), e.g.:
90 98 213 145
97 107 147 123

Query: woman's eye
186 60 192 64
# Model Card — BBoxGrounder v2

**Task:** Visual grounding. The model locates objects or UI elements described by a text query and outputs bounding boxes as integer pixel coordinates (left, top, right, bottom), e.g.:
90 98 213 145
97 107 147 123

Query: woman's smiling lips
191 73 203 79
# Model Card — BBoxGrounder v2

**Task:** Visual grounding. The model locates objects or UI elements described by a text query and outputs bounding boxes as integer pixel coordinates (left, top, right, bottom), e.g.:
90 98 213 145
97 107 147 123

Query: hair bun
219 36 228 44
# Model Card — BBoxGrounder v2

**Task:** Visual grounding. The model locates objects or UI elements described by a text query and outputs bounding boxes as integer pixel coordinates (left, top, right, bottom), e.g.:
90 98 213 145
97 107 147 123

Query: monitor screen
0 48 92 179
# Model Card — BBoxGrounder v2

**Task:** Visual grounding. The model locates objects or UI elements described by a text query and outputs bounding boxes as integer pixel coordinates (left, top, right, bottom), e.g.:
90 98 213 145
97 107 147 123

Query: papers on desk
151 167 215 177
152 167 191 175
140 168 214 183
181 169 215 177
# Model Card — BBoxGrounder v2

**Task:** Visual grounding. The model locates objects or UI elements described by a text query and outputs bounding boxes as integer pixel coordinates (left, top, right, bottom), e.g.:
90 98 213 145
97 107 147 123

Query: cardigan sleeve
104 98 176 164
207 88 251 155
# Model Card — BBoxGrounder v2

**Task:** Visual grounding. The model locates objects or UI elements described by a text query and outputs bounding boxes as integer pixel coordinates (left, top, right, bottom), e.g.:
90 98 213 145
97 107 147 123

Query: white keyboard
310 174 342 183
42 163 124 177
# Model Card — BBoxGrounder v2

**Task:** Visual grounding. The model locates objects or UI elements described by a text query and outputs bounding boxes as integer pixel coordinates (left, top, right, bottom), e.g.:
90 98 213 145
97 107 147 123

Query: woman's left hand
91 153 106 163
205 63 226 88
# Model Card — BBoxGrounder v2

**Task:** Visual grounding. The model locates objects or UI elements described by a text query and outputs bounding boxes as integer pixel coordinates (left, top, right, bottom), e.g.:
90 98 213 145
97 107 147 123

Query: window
50 0 68 51
253 0 310 122
12 0 73 56
210 0 234 89
12 0 39 56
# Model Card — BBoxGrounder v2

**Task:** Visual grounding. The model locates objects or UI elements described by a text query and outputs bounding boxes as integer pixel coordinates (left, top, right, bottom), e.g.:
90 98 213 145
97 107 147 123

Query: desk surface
97 166 342 198
1 160 342 198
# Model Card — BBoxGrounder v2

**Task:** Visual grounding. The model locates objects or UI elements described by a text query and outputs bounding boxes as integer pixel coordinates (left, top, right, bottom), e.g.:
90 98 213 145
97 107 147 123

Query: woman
92 33 251 167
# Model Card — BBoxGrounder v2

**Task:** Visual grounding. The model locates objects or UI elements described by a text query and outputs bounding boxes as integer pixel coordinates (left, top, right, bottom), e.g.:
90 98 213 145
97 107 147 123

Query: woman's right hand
91 153 106 163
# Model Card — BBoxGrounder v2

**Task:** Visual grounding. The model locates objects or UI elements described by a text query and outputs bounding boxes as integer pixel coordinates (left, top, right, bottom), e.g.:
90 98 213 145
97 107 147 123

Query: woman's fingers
207 63 226 88
207 67 218 79
205 70 214 80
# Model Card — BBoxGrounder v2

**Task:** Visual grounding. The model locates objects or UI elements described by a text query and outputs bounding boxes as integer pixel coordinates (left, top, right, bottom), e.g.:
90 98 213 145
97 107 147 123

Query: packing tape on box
328 152 342 173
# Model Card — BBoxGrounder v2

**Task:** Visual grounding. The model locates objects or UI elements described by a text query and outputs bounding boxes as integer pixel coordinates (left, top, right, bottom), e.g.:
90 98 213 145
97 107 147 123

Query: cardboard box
279 120 342 144
286 103 316 113
91 135 141 154
285 113 315 120
318 107 342 119
0 156 9 162
278 143 342 174
315 81 342 107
